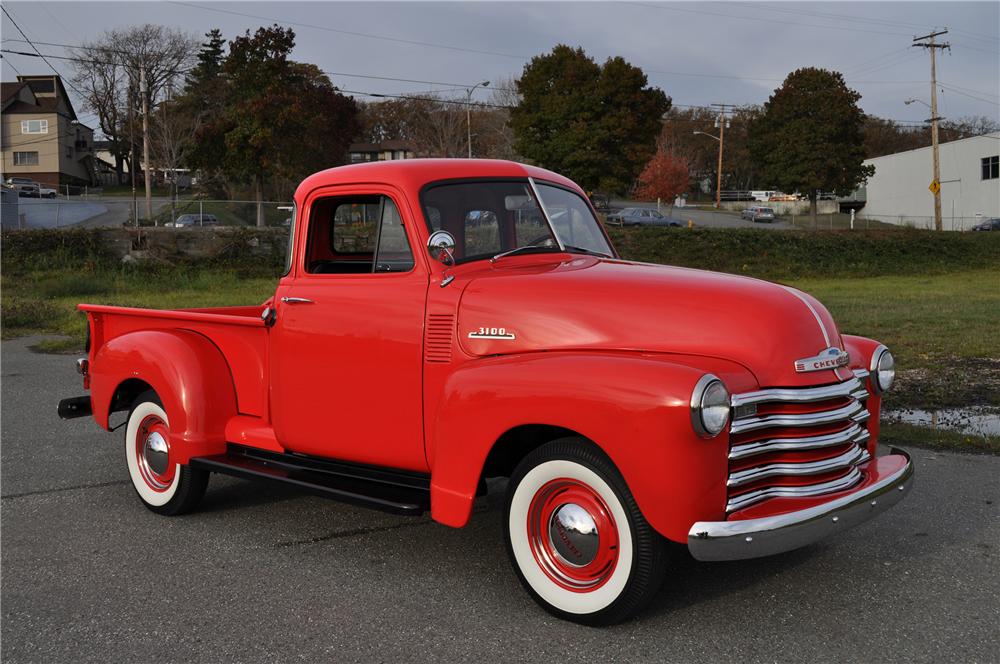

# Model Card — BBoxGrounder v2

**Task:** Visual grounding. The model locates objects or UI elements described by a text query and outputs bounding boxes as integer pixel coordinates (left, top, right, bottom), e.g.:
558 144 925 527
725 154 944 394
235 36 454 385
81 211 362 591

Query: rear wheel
125 390 208 515
504 438 668 625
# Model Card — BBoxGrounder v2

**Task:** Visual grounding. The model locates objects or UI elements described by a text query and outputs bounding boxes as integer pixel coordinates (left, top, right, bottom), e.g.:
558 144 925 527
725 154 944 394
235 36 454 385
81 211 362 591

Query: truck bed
80 303 271 418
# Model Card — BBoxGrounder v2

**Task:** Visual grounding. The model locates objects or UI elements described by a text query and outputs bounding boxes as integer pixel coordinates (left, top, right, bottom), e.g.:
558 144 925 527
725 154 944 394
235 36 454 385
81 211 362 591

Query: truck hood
457 256 850 387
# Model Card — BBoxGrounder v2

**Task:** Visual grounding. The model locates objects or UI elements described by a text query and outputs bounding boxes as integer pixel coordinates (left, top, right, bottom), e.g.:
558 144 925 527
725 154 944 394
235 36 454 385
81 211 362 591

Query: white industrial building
858 132 999 230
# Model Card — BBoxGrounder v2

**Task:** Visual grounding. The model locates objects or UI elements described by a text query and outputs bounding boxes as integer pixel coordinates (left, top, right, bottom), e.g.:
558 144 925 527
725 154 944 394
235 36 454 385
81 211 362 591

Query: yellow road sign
928 179 941 194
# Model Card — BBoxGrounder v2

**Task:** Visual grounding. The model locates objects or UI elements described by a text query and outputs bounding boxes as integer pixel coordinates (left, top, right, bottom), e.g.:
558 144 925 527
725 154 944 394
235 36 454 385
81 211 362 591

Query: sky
2 0 998 133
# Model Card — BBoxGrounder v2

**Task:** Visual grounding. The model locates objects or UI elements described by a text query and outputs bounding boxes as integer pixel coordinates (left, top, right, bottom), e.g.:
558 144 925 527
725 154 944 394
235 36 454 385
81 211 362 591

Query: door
270 188 429 471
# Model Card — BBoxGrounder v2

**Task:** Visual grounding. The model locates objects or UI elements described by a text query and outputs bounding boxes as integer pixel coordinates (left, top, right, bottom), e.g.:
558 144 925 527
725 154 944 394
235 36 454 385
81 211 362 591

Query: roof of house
1 81 27 104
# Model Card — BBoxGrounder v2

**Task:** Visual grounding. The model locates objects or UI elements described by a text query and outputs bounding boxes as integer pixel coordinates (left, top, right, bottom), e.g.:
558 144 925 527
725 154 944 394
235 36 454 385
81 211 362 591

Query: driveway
2 335 997 662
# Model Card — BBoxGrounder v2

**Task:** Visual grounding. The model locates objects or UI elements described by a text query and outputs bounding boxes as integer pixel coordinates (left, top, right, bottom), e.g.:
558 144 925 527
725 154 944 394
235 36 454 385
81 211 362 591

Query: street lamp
465 80 490 159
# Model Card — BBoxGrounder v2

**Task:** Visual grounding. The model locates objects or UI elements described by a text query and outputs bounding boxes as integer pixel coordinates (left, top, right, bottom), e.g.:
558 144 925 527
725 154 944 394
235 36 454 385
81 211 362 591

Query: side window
305 195 414 274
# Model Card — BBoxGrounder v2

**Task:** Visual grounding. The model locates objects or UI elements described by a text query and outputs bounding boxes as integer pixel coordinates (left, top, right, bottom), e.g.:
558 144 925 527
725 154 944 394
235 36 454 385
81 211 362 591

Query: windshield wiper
562 245 612 258
491 245 560 262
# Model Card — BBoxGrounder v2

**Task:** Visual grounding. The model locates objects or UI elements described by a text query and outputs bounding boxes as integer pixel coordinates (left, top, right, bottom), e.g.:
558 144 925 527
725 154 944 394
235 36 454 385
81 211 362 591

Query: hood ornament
795 347 849 373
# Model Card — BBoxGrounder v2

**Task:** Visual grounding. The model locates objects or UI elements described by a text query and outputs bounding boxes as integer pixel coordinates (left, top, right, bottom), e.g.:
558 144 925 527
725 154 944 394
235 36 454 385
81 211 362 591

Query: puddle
885 407 1000 437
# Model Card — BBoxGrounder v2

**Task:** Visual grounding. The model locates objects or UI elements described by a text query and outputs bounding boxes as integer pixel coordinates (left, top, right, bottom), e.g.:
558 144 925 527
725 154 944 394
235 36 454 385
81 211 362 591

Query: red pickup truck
60 160 913 625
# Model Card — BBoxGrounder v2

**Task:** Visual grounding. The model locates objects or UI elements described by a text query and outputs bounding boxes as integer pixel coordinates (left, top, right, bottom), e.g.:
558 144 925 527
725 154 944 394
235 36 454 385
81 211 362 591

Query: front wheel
504 438 668 625
125 390 208 516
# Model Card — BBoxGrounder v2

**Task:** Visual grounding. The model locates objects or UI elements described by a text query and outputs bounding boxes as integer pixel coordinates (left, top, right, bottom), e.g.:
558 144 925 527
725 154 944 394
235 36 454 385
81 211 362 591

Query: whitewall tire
125 390 208 515
504 438 668 625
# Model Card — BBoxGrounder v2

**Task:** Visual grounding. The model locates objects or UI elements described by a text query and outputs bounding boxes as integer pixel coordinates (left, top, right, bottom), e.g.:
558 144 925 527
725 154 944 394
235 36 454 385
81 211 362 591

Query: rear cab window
304 195 414 274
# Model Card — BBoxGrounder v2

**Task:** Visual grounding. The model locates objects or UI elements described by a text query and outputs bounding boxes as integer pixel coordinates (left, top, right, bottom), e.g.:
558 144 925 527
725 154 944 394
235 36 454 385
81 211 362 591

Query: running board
190 445 430 516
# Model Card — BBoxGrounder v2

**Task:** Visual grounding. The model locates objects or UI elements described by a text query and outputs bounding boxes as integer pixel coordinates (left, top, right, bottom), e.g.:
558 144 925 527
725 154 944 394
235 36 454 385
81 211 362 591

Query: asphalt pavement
608 201 796 229
2 335 998 662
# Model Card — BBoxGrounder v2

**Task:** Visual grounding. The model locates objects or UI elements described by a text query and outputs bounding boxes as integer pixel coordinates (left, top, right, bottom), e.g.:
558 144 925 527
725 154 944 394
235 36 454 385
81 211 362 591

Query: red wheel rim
526 478 619 592
135 414 174 491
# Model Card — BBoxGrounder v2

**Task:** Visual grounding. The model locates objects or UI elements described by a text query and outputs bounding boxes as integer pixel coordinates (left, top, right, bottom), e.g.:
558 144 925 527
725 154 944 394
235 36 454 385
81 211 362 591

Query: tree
511 45 670 194
73 25 197 185
192 26 359 225
635 148 691 212
749 68 873 222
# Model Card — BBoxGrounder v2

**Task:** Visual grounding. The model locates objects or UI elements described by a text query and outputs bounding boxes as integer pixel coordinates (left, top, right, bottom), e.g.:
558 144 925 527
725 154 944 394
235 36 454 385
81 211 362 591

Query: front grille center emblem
795 347 849 373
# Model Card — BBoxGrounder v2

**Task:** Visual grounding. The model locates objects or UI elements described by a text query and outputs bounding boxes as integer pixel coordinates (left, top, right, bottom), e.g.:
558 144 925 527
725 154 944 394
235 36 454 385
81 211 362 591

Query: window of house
304 195 414 274
13 151 39 166
20 119 48 134
982 156 999 181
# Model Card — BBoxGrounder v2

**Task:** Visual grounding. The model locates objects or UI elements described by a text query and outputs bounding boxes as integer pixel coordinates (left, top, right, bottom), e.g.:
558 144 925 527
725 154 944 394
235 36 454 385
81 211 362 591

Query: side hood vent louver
425 313 454 363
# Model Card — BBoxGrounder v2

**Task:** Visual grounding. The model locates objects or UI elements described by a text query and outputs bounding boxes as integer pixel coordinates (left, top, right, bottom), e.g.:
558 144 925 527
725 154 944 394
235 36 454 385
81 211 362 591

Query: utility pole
128 79 138 227
913 29 949 231
711 104 733 208
465 80 490 158
140 61 153 221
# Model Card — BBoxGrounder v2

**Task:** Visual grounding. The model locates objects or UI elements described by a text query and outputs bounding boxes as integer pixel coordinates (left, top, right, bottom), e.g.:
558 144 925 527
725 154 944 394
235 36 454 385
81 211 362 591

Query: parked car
39 186 58 199
59 159 911 626
5 177 41 197
606 207 683 227
741 206 776 223
971 217 1000 231
166 213 218 227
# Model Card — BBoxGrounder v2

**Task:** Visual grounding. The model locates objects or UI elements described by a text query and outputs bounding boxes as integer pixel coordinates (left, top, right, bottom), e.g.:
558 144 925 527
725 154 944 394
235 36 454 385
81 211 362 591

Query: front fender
427 352 749 542
90 329 237 463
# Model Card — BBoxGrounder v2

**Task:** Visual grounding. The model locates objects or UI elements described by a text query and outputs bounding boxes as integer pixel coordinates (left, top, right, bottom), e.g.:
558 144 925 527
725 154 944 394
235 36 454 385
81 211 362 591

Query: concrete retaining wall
96 227 291 262
719 200 839 215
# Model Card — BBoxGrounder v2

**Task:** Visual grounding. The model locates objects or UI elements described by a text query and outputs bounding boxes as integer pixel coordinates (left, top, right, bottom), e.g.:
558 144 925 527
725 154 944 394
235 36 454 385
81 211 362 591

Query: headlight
690 374 730 438
870 346 895 394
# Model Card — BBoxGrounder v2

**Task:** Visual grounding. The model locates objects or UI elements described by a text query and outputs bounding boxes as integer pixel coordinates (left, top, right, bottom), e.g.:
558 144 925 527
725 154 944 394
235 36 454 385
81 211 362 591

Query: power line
625 1 914 37
938 80 1000 100
0 5 92 102
1 52 22 76
166 1 527 60
938 83 1000 106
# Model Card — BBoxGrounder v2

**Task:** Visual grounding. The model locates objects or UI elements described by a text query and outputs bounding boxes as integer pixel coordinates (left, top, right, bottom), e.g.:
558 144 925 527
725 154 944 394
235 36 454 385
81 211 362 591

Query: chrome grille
726 371 872 513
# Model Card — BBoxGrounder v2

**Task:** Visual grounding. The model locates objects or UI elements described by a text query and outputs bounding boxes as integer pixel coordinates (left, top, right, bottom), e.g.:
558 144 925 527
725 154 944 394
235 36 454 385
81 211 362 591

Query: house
1 75 97 186
858 132 999 230
348 140 416 163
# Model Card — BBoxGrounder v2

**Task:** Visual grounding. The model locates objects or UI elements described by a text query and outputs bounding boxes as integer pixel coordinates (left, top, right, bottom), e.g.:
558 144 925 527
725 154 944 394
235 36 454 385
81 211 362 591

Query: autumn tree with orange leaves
635 148 691 212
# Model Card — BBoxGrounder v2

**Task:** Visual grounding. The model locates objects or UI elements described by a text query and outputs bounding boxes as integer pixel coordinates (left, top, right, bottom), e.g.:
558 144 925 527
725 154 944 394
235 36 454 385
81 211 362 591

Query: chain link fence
1 195 292 230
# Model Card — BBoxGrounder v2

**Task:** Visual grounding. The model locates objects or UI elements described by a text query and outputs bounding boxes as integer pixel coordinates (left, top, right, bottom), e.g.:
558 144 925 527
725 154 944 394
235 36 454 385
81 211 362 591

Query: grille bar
726 373 873 513
728 446 870 488
730 400 867 435
727 468 864 513
731 376 868 408
730 423 869 461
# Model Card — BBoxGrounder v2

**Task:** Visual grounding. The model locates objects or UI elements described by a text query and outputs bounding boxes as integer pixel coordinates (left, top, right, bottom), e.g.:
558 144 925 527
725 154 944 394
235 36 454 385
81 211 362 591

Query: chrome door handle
280 297 314 304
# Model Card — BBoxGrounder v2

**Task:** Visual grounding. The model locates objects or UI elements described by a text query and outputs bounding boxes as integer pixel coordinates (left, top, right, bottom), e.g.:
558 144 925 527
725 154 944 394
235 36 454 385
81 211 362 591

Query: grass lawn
787 269 1000 368
2 268 275 352
2 226 997 452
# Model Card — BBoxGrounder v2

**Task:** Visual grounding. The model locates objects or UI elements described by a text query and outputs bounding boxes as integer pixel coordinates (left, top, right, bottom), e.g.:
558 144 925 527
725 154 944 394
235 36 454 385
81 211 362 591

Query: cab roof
295 159 581 201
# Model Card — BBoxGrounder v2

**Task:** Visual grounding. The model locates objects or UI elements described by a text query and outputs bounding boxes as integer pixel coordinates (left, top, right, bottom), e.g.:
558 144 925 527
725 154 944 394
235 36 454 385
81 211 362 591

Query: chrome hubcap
142 431 169 477
548 503 599 567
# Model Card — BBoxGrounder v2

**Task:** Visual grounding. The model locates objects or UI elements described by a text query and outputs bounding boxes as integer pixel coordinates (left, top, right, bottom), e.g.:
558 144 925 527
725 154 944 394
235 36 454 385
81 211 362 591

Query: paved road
2 336 998 662
608 201 797 230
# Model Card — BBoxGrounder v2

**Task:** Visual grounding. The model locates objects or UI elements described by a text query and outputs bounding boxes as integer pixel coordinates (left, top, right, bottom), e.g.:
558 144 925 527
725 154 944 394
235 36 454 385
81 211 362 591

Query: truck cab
60 159 912 625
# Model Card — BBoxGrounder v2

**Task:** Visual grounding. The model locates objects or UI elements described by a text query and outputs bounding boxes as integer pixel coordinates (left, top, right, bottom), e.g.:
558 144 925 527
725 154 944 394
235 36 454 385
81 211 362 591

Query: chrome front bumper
688 448 913 561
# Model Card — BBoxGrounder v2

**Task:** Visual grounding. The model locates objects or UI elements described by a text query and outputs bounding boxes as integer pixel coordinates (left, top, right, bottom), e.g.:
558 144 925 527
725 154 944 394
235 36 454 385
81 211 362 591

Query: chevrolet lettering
58 160 912 626
795 347 851 373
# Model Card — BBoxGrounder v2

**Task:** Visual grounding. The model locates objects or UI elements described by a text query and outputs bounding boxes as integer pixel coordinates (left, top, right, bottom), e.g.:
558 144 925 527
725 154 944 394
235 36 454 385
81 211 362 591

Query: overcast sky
2 1 998 131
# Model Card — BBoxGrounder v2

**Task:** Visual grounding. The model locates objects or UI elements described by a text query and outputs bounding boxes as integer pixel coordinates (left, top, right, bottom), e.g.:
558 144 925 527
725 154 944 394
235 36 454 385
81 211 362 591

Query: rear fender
90 329 237 463
427 352 744 542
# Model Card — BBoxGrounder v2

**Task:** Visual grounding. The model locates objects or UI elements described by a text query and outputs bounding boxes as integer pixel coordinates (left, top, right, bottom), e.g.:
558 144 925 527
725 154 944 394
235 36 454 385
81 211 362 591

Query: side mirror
427 230 456 266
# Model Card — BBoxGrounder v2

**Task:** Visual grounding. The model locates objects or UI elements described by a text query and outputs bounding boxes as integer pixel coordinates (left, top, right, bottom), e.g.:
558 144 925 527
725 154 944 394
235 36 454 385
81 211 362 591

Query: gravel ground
2 336 998 663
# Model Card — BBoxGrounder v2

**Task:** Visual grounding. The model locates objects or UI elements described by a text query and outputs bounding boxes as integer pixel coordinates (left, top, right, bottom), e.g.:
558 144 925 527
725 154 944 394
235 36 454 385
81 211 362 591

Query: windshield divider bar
528 177 565 253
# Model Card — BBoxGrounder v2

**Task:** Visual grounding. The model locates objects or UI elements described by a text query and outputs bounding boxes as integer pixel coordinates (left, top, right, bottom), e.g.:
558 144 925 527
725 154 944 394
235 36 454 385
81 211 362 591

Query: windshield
420 180 613 264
